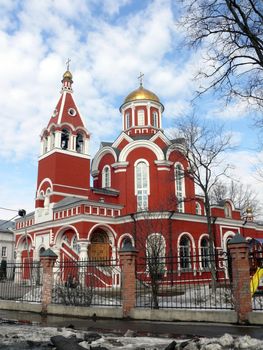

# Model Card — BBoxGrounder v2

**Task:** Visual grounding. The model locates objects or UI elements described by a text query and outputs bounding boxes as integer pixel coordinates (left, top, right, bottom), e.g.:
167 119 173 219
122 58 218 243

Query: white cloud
0 0 261 218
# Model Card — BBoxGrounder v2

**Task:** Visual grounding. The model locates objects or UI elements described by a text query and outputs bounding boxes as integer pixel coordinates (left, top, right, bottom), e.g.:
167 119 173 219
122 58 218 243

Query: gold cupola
120 84 164 112
63 70 73 80
120 74 164 136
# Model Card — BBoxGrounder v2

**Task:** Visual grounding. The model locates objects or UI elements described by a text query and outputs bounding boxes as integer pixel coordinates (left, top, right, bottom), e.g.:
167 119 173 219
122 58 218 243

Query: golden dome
63 70 73 80
246 207 253 214
124 85 160 104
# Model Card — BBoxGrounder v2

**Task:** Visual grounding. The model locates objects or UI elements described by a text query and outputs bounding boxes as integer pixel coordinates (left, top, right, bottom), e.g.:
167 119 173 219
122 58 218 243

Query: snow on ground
1 323 263 350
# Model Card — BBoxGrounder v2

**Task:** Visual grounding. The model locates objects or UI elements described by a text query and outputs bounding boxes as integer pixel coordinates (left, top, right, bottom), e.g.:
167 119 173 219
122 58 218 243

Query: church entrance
88 230 111 261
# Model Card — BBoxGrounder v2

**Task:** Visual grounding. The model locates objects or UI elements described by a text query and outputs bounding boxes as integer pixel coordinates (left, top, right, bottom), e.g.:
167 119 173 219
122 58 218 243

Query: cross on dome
137 72 144 87
66 58 71 71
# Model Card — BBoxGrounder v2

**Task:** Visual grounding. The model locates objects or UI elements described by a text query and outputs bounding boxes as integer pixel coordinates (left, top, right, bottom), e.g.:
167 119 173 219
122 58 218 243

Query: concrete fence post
228 234 252 323
119 244 138 317
40 248 58 314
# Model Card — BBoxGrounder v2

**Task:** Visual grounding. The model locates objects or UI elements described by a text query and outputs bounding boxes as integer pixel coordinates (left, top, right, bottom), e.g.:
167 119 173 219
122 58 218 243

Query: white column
14 251 22 283
131 104 135 127
79 242 89 261
158 107 162 129
84 138 89 155
55 131 61 148
71 134 76 151
147 103 151 125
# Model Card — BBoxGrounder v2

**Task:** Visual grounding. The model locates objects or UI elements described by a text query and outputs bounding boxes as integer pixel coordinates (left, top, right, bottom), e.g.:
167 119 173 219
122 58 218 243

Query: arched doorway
88 229 111 261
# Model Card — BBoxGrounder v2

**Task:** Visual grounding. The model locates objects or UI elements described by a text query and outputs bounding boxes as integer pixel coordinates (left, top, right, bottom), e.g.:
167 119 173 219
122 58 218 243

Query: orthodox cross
138 72 144 86
66 58 71 71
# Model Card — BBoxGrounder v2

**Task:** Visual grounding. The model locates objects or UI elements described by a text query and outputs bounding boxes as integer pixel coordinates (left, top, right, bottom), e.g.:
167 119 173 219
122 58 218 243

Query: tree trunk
205 198 217 293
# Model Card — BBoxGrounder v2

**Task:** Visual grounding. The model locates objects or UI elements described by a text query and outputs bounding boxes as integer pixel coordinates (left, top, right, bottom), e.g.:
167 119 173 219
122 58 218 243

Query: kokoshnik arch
14 68 263 281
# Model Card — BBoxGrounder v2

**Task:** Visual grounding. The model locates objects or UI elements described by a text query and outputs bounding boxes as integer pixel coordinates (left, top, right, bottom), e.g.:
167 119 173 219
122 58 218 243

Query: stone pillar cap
228 233 247 245
40 248 58 258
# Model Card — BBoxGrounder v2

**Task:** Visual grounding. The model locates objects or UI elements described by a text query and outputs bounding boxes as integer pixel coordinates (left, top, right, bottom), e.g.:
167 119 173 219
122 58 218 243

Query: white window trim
153 111 158 127
174 162 185 213
137 109 145 126
134 159 150 195
102 165 111 188
134 159 150 211
195 202 202 215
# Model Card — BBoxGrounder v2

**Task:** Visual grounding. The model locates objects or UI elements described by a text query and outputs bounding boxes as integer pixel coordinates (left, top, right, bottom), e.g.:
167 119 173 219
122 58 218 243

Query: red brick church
15 68 263 270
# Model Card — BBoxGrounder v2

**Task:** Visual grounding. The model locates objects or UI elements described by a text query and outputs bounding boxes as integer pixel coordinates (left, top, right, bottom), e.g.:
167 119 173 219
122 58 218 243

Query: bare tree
210 179 262 217
179 0 263 109
132 211 168 309
175 114 233 290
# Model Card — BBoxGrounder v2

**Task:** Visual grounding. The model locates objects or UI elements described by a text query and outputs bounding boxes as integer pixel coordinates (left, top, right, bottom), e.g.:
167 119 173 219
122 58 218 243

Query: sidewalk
1 309 263 340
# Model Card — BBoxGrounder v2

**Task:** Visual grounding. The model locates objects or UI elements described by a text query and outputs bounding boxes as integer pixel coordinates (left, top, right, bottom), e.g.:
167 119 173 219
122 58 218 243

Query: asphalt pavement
1 309 263 340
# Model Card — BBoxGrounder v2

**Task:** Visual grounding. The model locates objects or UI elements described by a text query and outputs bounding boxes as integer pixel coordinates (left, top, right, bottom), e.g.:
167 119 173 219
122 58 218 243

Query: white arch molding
53 225 80 246
92 147 117 173
119 140 164 162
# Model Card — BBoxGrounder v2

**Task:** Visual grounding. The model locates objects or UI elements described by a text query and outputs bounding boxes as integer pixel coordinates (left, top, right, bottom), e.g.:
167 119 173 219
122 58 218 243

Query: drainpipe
168 210 175 286
130 213 137 246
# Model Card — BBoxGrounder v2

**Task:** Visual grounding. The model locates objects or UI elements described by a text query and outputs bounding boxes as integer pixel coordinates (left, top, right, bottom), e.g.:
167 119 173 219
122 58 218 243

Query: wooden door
89 243 110 261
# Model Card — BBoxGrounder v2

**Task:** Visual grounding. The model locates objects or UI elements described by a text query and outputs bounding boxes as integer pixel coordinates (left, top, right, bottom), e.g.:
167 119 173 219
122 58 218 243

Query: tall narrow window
51 131 56 149
152 111 158 127
200 238 210 268
61 129 70 150
196 202 202 215
179 236 191 269
224 203 232 218
125 112 130 129
175 164 184 213
137 110 145 126
102 166 111 188
76 133 84 153
43 135 48 153
135 161 149 211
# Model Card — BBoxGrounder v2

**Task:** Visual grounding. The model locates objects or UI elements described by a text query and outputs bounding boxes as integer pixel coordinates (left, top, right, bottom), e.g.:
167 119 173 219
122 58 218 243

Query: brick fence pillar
119 244 138 317
228 234 252 323
40 248 58 314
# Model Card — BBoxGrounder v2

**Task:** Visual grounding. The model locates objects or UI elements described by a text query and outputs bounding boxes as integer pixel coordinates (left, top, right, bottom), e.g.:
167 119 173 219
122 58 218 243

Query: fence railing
0 261 42 303
51 259 122 307
136 252 233 309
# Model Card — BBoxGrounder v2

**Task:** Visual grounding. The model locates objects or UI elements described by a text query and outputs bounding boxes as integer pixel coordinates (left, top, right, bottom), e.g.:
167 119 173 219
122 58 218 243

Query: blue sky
0 0 262 221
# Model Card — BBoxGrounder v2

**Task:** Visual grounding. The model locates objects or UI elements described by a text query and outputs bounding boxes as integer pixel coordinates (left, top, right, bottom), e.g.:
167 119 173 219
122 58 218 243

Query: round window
68 108 77 116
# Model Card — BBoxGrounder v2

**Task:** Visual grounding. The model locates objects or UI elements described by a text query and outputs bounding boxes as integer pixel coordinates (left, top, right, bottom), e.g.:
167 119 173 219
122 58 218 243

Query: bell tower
35 66 91 223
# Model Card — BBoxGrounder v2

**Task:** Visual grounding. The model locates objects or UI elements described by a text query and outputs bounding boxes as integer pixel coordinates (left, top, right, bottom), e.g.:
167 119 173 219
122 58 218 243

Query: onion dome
62 70 73 80
124 85 160 104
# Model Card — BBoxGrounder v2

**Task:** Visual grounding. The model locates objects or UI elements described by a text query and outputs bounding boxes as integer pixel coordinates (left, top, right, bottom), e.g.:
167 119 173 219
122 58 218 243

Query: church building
14 68 263 272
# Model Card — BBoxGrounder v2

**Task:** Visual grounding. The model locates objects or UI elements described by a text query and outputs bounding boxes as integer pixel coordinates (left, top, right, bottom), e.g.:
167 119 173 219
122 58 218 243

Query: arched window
152 111 158 127
61 129 70 150
175 164 184 213
135 161 149 211
224 203 232 218
137 110 145 126
125 112 130 129
76 133 84 153
196 202 202 215
200 237 210 268
72 235 80 253
102 165 111 188
43 135 48 153
44 188 51 208
51 131 56 149
179 236 191 269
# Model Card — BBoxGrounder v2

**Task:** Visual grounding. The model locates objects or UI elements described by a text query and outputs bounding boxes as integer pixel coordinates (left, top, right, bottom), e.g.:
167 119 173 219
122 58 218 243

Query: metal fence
52 259 122 307
0 261 42 303
136 252 233 309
